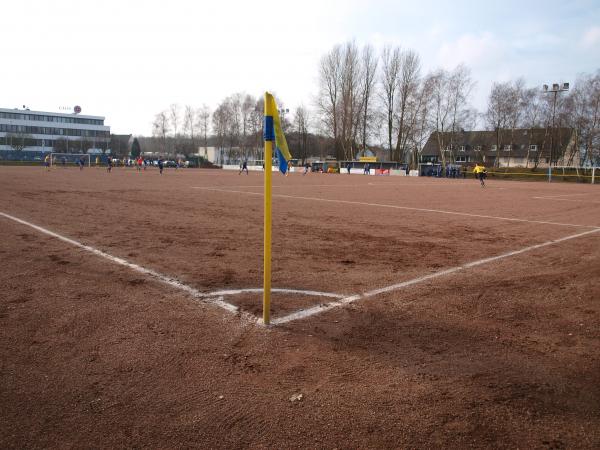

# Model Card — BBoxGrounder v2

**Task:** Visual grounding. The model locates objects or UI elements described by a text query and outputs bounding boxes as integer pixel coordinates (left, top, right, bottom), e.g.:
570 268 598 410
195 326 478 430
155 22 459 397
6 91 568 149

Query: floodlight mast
542 82 569 182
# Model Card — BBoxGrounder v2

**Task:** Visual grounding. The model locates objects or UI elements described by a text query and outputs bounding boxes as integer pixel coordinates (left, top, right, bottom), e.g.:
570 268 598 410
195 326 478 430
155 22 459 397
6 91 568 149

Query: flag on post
264 94 292 174
262 92 293 325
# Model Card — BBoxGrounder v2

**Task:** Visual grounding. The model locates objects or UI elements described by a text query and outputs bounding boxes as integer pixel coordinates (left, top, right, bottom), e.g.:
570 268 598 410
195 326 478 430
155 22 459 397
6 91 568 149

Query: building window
456 155 466 162
421 155 438 163
503 144 511 151
474 145 482 151
530 144 537 151
459 145 466 152
491 145 497 151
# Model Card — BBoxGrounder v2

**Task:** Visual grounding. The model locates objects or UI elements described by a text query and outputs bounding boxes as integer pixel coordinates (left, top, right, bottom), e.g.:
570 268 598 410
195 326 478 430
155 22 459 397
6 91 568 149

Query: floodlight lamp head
543 84 548 92
552 83 560 91
562 82 569 91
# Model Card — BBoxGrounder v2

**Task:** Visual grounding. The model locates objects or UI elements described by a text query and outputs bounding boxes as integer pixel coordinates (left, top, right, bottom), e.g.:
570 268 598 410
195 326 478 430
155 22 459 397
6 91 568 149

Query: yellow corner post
263 93 274 325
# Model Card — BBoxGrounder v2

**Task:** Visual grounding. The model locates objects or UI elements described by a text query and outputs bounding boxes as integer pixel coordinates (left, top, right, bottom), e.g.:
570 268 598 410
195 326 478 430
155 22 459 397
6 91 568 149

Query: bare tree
241 94 256 159
427 69 452 167
169 104 180 137
426 66 474 167
183 105 197 147
395 49 421 162
197 104 211 155
485 81 511 167
380 45 401 160
250 98 264 160
589 72 600 165
393 72 434 169
228 94 242 161
409 78 433 169
316 44 343 159
212 100 230 164
505 79 526 168
521 87 544 167
294 105 310 164
152 111 170 155
446 64 475 163
484 79 523 167
338 41 363 160
317 42 376 162
567 71 600 166
358 44 378 155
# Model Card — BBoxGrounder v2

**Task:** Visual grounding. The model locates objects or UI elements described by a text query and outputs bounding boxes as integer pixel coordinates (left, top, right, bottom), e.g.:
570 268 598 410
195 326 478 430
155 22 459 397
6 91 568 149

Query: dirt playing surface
1 166 599 448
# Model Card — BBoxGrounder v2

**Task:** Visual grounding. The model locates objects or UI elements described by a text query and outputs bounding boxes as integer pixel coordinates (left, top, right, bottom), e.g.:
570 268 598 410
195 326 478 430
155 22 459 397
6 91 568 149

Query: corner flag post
263 92 274 325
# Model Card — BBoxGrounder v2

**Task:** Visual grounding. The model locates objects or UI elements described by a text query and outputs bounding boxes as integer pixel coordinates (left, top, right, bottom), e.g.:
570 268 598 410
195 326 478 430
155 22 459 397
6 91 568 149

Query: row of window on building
0 124 109 138
444 144 539 152
0 136 108 148
421 154 549 164
0 112 103 126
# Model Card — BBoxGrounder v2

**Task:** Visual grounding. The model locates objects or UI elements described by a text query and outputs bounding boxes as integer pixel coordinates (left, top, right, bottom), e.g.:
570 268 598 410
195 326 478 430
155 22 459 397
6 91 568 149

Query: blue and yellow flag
264 93 292 174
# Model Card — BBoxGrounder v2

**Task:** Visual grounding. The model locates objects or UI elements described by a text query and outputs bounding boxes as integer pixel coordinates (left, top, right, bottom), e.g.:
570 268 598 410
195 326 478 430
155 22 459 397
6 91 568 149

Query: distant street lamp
542 82 569 182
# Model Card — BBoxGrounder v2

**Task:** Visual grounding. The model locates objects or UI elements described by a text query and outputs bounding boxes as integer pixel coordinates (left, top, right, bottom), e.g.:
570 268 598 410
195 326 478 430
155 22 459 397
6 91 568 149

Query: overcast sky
2 0 599 135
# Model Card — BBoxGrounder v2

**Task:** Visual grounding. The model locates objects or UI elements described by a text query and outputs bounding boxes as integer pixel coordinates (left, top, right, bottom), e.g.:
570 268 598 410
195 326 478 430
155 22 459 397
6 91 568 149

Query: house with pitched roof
421 128 577 168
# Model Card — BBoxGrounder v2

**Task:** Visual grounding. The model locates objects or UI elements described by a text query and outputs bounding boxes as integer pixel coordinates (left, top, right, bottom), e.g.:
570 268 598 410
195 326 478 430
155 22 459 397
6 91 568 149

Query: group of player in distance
240 159 488 186
238 160 307 176
43 154 172 174
43 154 488 186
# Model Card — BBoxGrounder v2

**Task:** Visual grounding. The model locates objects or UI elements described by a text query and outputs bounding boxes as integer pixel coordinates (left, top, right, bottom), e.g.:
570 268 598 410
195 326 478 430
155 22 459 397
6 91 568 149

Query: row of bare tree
211 94 315 163
316 41 476 167
569 72 600 166
211 94 264 162
152 104 211 156
317 41 599 167
147 41 599 167
151 94 315 163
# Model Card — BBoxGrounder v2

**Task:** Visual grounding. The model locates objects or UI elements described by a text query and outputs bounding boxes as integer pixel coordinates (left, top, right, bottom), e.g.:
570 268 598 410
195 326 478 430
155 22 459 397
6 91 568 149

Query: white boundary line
0 211 346 322
533 196 600 204
537 193 594 198
194 182 499 189
0 212 205 296
205 288 345 299
193 187 599 229
3 211 599 327
272 227 600 324
0 211 225 303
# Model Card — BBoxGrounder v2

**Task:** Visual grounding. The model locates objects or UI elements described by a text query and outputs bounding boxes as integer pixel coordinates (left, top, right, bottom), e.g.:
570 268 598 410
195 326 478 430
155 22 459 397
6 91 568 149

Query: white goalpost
548 166 598 184
49 153 91 167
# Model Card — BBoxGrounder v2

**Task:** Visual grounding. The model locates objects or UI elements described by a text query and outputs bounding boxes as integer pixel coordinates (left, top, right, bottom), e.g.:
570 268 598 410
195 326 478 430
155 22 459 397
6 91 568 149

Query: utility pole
542 82 569 182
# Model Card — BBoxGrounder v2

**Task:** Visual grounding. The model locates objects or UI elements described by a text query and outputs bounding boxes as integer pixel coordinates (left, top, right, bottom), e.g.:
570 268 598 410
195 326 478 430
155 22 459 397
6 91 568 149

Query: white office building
0 107 110 153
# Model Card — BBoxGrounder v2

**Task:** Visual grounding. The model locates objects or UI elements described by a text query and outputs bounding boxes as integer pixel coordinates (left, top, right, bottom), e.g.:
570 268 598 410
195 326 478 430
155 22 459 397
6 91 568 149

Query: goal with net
50 153 91 167
486 166 598 184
